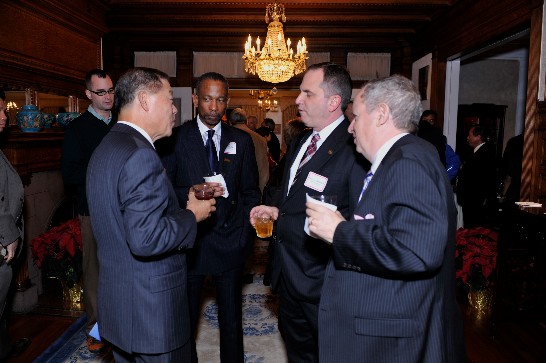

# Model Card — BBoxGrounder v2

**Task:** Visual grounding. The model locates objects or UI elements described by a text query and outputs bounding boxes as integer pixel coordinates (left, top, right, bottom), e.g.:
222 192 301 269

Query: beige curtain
193 52 246 78
134 51 177 77
347 53 391 80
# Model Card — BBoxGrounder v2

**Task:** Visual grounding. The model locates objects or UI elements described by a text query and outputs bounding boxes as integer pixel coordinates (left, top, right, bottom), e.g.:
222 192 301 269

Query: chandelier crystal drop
243 1 308 84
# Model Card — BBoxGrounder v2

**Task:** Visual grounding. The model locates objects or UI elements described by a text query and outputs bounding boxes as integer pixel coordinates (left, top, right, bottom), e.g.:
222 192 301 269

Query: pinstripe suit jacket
319 134 466 363
271 118 368 302
161 119 261 274
86 123 197 354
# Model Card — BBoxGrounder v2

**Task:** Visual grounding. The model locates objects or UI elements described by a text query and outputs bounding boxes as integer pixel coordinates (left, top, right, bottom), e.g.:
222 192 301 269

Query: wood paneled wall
0 0 109 97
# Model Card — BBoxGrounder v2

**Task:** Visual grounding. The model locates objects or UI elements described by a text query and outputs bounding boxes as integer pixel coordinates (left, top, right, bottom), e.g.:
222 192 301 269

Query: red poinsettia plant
31 218 83 288
455 227 498 291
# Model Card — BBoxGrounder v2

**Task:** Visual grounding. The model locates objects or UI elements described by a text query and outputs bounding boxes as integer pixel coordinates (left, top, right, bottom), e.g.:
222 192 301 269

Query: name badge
304 172 328 192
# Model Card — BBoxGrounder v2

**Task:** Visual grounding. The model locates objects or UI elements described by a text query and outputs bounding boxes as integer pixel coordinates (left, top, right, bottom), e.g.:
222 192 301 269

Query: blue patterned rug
33 240 287 362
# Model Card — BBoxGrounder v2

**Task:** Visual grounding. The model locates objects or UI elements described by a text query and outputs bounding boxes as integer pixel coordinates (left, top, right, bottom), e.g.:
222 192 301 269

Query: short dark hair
420 109 438 121
85 69 110 89
228 108 247 124
194 72 229 96
263 118 275 131
306 62 352 111
114 67 170 112
471 125 489 142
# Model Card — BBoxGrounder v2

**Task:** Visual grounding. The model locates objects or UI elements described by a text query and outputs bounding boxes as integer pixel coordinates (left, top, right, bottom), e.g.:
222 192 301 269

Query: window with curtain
134 51 177 77
347 53 391 80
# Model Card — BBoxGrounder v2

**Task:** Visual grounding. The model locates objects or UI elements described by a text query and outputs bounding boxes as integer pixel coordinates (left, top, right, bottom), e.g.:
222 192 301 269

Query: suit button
231 201 235 205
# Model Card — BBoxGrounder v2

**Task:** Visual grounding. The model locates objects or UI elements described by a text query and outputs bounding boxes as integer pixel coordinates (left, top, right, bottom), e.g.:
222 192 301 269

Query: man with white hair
306 74 466 363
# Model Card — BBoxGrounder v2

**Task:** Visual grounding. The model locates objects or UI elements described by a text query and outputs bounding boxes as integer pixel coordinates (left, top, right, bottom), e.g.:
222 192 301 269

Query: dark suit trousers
278 276 319 363
111 340 190 362
188 267 244 363
80 215 99 333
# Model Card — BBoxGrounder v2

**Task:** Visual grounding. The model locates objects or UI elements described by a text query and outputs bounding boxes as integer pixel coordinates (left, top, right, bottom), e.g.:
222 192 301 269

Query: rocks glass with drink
254 216 273 238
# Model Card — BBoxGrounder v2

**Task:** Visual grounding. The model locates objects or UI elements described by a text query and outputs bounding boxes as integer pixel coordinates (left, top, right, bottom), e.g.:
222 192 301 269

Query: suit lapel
284 119 351 200
187 119 213 176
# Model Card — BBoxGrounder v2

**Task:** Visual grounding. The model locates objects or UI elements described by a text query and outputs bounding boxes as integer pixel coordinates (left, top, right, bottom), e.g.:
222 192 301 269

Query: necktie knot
292 133 321 185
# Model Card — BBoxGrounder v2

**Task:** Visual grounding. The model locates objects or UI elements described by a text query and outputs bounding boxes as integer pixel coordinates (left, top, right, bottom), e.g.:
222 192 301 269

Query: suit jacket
232 123 269 193
0 150 23 248
456 141 497 208
86 123 198 354
271 118 368 302
319 134 466 363
161 119 261 274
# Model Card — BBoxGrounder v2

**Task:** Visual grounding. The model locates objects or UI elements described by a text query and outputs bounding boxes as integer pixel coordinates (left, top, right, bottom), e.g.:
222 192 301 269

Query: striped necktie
358 172 374 202
292 133 320 185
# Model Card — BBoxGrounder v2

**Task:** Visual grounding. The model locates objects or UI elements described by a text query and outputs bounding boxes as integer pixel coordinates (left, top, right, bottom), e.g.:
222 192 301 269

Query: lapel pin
328 149 333 155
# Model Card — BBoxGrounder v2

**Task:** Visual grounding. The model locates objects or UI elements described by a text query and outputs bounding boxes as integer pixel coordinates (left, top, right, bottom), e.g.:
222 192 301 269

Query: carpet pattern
33 239 288 362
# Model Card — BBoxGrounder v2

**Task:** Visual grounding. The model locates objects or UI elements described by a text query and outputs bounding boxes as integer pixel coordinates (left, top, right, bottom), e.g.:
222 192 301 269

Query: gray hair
228 107 247 124
359 74 422 133
115 67 169 112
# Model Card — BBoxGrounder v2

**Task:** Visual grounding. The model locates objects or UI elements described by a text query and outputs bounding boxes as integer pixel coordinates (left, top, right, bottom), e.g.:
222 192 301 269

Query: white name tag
304 172 328 192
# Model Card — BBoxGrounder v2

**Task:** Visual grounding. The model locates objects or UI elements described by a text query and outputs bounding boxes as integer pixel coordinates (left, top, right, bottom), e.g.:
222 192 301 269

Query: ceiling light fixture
243 1 308 84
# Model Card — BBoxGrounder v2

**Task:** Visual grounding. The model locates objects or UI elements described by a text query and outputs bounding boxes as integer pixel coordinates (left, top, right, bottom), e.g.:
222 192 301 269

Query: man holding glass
250 62 368 362
306 75 465 362
161 72 261 363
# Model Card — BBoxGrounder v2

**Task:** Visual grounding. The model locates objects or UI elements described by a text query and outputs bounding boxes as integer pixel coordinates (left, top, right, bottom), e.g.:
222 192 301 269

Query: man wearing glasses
61 69 116 354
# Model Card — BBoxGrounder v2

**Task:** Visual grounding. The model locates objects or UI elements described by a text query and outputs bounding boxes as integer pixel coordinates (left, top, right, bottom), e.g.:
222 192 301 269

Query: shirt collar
88 105 112 124
370 133 408 174
197 115 222 140
117 121 155 149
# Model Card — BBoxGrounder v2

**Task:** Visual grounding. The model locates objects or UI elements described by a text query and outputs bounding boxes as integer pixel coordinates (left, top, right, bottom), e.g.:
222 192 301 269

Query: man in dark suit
87 67 216 362
161 72 261 363
250 62 368 362
456 125 498 228
306 75 466 363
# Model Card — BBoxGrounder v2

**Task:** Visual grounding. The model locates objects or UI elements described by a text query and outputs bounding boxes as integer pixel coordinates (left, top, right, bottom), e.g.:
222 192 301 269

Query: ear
327 95 342 112
376 103 389 126
192 93 199 108
85 90 93 101
138 91 149 112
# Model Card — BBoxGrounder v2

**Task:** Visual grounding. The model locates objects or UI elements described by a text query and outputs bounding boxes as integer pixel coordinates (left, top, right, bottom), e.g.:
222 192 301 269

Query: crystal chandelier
243 1 308 84
249 88 279 111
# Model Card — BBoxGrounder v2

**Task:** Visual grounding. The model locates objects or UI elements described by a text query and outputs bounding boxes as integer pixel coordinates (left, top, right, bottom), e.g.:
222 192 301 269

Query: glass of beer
254 216 273 238
193 183 215 200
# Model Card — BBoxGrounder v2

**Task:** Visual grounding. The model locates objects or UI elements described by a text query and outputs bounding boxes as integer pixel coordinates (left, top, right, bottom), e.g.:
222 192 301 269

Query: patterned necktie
206 129 219 174
293 133 320 184
358 172 374 202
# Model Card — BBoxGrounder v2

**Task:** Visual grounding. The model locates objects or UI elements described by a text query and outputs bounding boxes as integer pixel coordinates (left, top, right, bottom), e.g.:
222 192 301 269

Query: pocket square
354 214 364 220
364 213 375 220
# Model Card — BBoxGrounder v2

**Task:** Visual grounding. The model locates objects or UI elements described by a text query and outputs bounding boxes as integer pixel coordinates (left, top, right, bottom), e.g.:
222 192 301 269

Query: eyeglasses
88 88 115 96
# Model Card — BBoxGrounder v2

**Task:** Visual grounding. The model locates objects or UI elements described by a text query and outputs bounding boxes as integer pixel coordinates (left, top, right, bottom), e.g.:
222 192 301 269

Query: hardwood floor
3 285 546 362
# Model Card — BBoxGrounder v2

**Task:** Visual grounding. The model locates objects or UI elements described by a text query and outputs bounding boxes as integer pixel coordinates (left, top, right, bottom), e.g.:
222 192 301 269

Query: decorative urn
16 105 44 132
42 113 55 128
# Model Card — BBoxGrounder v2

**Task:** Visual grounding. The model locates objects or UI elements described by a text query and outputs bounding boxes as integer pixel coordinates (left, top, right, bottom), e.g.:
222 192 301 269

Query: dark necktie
293 133 320 185
358 172 374 202
206 129 219 174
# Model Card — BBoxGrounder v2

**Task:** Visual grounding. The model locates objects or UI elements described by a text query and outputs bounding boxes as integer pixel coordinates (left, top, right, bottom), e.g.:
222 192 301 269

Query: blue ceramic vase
16 105 44 132
42 113 55 128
